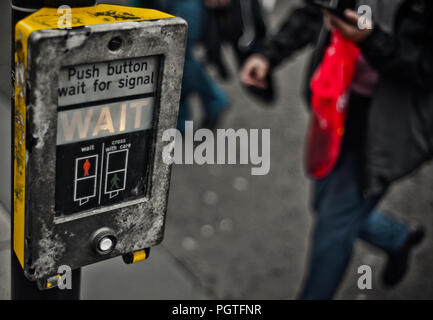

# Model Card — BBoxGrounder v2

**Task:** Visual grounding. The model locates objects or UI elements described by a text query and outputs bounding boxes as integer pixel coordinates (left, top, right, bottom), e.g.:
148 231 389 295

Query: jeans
300 147 409 300
166 0 228 132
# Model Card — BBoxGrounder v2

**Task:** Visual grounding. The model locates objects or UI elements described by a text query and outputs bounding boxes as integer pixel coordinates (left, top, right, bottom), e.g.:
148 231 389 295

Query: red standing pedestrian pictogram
74 155 98 206
83 159 91 177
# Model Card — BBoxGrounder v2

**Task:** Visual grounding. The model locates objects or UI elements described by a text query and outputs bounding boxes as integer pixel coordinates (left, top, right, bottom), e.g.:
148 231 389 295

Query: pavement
1 0 433 300
0 204 10 300
0 203 211 300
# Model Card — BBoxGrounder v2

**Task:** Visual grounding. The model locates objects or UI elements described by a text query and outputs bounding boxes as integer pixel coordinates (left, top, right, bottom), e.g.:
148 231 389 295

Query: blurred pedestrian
241 0 433 299
204 0 273 102
132 0 229 132
204 0 267 77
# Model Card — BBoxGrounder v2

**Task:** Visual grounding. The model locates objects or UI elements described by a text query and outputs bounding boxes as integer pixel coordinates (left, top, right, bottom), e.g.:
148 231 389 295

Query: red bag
306 31 360 179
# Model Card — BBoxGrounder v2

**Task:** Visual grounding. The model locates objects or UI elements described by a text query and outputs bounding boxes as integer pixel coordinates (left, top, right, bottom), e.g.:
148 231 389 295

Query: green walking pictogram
110 174 121 190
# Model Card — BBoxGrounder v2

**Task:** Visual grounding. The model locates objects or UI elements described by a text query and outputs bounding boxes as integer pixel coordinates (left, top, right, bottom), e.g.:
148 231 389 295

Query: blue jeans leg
300 149 408 300
168 0 228 132
359 209 408 253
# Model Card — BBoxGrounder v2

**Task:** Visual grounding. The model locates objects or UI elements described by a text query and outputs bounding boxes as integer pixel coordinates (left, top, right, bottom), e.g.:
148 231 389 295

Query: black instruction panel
55 56 159 217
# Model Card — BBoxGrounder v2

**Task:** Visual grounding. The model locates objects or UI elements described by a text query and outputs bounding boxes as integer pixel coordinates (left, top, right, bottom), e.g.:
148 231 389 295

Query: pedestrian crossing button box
13 4 187 286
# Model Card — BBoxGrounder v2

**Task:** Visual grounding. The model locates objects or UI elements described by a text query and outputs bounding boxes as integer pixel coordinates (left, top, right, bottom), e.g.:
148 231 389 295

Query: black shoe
382 224 425 287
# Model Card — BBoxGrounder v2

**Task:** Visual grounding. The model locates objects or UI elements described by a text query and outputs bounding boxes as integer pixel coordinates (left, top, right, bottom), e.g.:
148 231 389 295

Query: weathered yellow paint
132 250 148 263
13 4 173 269
13 25 28 269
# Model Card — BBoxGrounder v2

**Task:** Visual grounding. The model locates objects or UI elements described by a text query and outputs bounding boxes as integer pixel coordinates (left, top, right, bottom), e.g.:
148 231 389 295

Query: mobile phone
312 0 357 20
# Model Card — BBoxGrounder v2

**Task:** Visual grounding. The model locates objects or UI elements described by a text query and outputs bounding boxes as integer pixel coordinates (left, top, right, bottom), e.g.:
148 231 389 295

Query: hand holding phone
323 6 374 44
312 0 357 21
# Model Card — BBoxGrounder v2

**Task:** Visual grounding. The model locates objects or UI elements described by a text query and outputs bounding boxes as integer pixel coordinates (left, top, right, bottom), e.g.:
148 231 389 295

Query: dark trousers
300 94 409 300
166 0 228 132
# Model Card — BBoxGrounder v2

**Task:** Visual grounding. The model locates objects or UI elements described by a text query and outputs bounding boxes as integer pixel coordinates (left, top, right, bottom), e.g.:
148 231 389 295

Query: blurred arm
259 1 323 68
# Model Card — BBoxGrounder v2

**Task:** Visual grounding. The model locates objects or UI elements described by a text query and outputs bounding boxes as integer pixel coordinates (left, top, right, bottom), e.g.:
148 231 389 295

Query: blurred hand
325 9 373 43
240 54 270 89
205 0 231 9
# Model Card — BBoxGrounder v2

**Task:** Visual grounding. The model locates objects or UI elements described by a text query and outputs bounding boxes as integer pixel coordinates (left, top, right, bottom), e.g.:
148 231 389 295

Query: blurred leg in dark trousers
167 0 228 132
300 95 409 300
